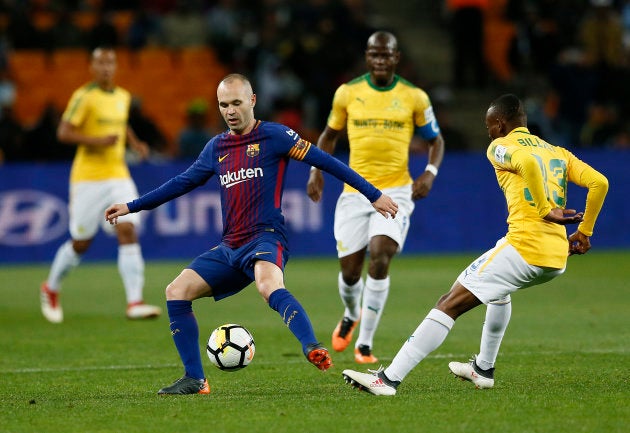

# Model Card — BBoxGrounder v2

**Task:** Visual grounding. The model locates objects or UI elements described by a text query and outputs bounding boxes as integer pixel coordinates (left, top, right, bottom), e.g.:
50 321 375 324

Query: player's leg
114 221 161 319
41 182 99 323
476 296 512 371
471 266 562 373
354 186 413 363
158 268 213 395
105 179 160 319
343 281 481 395
445 297 513 390
254 259 333 371
448 239 564 389
353 235 397 363
333 250 366 351
333 193 371 352
161 246 257 394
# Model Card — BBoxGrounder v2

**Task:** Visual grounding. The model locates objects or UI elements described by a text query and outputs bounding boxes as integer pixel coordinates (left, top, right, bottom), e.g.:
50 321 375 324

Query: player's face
485 108 503 140
90 49 117 88
365 41 399 86
217 80 256 134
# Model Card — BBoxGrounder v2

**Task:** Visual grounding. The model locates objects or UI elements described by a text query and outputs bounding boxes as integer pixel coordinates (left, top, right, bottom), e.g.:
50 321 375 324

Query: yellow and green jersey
62 83 131 183
487 127 608 269
327 74 440 192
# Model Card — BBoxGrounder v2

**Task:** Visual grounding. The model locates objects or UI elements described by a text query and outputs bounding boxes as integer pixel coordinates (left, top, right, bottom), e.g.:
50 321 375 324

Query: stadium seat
71 10 98 32
110 10 135 42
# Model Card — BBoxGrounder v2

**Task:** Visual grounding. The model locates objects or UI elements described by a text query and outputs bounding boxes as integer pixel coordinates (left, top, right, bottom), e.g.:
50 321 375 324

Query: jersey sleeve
488 140 552 218
413 88 440 141
565 150 609 236
326 84 349 131
62 87 89 127
275 122 381 202
302 144 381 203
127 139 216 212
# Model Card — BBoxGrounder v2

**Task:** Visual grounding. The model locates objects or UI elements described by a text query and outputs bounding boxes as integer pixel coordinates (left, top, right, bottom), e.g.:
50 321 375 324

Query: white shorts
457 237 565 304
333 185 414 258
69 178 141 240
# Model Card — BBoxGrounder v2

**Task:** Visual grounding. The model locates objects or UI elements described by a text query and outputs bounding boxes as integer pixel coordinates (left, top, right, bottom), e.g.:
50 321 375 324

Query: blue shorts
188 233 289 301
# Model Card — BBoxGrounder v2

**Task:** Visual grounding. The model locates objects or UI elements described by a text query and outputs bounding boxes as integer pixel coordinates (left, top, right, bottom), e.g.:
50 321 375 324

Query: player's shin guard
338 273 363 321
118 243 145 304
268 288 318 355
385 308 454 382
477 297 511 370
355 275 389 349
47 240 81 290
166 300 205 380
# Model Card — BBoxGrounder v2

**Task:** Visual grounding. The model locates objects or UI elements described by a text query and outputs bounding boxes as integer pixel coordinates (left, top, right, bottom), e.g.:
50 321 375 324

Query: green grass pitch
1 252 628 433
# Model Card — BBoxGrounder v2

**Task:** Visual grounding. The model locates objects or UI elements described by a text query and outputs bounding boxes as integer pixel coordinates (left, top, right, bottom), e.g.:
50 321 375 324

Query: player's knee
340 269 362 286
165 281 190 300
115 222 138 244
71 239 91 254
256 281 277 302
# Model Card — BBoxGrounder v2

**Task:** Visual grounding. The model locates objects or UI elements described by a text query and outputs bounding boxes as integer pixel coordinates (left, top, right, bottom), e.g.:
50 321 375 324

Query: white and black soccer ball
206 324 255 371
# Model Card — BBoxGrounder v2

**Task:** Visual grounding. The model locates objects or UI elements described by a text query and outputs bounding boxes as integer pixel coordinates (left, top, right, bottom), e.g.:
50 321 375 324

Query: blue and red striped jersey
127 121 381 248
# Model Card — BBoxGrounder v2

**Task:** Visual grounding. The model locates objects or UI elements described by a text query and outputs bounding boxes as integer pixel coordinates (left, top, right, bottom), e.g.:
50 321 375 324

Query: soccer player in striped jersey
342 94 608 395
105 74 398 395
40 47 161 324
307 31 445 364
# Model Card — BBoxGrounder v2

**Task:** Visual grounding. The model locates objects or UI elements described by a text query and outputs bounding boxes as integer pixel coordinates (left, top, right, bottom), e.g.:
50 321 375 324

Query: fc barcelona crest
246 143 260 157
295 138 308 150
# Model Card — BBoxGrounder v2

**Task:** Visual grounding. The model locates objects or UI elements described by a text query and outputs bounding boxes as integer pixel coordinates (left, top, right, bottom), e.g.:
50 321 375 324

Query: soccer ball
206 324 255 371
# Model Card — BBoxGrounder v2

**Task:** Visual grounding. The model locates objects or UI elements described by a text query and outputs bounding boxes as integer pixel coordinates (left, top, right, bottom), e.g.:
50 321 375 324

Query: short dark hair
490 94 524 123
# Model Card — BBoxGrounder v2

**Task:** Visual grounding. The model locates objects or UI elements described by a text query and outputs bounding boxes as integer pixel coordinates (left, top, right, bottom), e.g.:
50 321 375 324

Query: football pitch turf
1 252 628 433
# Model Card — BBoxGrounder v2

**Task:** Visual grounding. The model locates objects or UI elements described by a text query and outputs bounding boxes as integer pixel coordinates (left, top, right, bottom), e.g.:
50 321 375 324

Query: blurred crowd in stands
447 0 630 151
1 0 629 166
0 0 374 164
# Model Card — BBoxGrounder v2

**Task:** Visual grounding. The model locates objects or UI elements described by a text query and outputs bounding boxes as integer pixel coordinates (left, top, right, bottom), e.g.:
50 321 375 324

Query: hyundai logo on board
0 190 68 246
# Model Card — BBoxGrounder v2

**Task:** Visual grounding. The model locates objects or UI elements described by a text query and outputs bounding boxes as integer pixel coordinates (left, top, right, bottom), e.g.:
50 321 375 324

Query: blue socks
167 300 205 380
166 290 317 376
268 289 318 355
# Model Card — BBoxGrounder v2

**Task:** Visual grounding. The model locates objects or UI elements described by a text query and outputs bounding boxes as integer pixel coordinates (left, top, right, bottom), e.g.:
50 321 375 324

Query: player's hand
543 208 583 225
412 171 435 200
568 230 591 255
132 140 150 161
105 203 130 225
306 168 324 202
372 194 398 219
95 134 118 146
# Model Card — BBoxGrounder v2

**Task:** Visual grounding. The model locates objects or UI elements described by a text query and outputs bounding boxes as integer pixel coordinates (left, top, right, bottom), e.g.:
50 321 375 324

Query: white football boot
342 367 399 396
126 302 162 320
41 282 63 323
448 355 495 389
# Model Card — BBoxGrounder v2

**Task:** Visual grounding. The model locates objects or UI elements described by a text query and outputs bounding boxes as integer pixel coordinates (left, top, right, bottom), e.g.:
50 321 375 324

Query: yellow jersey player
342 94 608 395
307 31 445 364
40 47 161 323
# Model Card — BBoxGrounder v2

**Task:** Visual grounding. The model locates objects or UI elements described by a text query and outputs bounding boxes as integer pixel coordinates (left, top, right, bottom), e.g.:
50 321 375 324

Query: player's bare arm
307 127 343 202
126 127 150 160
543 208 584 225
412 134 444 200
372 194 398 219
412 171 435 200
57 120 118 147
105 203 130 225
